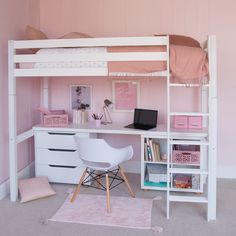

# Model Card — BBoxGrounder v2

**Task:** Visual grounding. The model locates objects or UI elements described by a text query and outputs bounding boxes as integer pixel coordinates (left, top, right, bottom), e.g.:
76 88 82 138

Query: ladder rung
169 168 208 175
170 112 209 117
170 140 209 145
169 83 209 88
169 195 208 203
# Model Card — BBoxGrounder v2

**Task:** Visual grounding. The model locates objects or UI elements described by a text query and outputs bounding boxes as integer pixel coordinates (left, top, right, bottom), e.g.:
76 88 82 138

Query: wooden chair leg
105 172 111 213
70 168 88 203
119 166 135 198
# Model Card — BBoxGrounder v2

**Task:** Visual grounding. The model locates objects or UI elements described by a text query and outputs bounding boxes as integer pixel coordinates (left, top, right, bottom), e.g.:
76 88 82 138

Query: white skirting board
0 162 35 200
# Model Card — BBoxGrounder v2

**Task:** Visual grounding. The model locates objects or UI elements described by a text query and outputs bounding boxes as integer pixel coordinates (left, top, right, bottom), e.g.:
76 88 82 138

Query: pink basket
43 110 68 127
172 145 200 165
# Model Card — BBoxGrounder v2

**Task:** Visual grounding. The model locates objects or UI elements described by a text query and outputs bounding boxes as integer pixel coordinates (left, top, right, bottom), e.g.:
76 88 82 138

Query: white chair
70 137 135 213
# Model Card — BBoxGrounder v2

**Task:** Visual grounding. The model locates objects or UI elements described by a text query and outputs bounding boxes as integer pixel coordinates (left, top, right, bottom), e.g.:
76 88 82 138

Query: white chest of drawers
34 129 96 184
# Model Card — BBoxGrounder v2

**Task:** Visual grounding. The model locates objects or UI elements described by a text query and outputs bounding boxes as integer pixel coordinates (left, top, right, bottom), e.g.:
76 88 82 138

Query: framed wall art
112 80 140 112
70 85 92 110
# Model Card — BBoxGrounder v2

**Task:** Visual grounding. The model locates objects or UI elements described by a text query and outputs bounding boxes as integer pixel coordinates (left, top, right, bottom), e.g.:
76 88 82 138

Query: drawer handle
181 152 191 155
49 165 77 169
48 132 75 136
48 148 76 152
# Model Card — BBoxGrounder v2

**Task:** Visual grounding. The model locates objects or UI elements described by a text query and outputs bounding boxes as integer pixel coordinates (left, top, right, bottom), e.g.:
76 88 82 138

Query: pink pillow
25 25 48 53
25 25 48 41
18 176 56 203
59 32 92 39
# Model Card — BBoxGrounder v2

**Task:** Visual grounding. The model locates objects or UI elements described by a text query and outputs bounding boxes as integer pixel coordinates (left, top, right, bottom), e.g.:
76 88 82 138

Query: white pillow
18 176 56 203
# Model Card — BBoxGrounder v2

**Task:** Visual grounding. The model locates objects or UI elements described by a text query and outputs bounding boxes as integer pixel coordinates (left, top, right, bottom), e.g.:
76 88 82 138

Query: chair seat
75 138 133 171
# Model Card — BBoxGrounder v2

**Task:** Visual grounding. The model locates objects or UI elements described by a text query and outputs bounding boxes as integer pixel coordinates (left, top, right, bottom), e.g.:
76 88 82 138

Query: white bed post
42 77 49 108
8 40 18 201
207 35 217 221
166 36 170 219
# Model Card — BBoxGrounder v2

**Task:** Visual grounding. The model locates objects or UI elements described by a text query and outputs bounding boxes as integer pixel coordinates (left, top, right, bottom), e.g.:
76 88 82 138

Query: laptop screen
133 108 158 127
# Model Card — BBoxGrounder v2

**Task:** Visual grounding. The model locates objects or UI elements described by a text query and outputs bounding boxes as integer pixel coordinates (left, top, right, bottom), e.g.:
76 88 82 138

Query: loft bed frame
8 35 217 220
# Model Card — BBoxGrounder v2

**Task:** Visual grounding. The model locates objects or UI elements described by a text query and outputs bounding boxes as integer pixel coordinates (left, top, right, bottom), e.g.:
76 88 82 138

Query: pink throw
170 45 208 82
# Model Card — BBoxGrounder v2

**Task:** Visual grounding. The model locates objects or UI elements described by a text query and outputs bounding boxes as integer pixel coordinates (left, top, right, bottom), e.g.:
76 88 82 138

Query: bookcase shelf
144 180 167 188
144 161 167 165
141 136 168 190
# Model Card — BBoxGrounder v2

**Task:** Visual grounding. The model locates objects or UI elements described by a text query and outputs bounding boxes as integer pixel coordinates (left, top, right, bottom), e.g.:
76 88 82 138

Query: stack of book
144 138 166 162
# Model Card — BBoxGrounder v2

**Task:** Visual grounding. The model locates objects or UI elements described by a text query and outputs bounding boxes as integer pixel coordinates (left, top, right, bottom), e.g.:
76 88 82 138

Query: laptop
125 108 158 130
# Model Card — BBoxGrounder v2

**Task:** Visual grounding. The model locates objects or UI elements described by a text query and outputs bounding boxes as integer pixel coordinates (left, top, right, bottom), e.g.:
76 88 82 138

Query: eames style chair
70 137 135 213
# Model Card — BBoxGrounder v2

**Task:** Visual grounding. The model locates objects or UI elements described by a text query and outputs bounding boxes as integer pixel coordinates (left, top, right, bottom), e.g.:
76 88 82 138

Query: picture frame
70 85 92 110
112 80 140 112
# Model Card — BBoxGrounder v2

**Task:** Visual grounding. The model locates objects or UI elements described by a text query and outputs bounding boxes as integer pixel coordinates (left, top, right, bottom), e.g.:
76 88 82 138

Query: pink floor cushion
18 176 56 203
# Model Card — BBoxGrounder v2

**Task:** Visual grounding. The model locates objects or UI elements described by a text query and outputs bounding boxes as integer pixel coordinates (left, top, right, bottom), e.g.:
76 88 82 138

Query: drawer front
35 164 85 184
173 116 188 129
36 148 83 166
35 131 90 149
188 116 202 129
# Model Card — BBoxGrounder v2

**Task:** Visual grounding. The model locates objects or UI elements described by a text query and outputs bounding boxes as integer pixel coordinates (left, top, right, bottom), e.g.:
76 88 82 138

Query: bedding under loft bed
8 35 217 220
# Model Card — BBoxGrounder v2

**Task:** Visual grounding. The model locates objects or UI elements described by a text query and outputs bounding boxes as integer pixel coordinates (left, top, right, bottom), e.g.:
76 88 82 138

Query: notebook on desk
125 108 158 130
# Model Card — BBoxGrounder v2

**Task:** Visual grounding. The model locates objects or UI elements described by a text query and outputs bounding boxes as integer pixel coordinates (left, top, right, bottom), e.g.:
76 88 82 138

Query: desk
33 123 207 186
33 123 165 184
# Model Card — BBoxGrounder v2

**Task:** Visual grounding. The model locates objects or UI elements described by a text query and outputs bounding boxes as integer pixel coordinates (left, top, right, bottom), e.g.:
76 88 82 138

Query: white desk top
33 122 208 139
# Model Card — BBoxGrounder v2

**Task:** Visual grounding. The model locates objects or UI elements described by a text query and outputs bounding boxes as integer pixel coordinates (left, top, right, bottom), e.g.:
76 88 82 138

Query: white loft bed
8 35 217 220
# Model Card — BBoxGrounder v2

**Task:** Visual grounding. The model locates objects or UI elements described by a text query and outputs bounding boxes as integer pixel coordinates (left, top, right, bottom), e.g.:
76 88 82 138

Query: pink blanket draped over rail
108 45 208 82
170 45 208 82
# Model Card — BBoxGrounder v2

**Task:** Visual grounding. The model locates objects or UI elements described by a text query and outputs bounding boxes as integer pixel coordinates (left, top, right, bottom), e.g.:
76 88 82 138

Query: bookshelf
141 136 168 190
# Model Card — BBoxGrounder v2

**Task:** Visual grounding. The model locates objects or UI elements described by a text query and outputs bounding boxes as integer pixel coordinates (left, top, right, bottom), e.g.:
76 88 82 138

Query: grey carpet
0 174 235 236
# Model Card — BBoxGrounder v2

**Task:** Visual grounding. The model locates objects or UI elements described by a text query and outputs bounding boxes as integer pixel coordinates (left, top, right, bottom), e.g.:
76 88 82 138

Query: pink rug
50 193 162 232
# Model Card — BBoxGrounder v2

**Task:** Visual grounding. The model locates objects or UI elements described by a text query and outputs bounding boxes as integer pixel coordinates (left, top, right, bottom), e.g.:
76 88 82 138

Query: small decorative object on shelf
91 113 103 127
161 154 167 162
38 107 68 127
72 103 89 125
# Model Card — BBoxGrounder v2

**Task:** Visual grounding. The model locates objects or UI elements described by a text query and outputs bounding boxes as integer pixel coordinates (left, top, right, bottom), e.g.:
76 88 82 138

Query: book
147 144 152 161
144 140 148 161
146 138 152 161
153 142 161 162
149 139 155 162
152 142 157 162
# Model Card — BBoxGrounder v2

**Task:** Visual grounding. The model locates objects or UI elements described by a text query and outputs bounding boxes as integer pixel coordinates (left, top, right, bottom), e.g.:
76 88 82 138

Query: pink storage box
173 116 188 129
172 145 200 165
43 110 68 127
188 116 202 129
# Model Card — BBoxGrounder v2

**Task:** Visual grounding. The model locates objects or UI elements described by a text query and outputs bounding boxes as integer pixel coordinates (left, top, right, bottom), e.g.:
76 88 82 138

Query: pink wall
39 0 236 167
0 0 40 184
1 0 234 185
